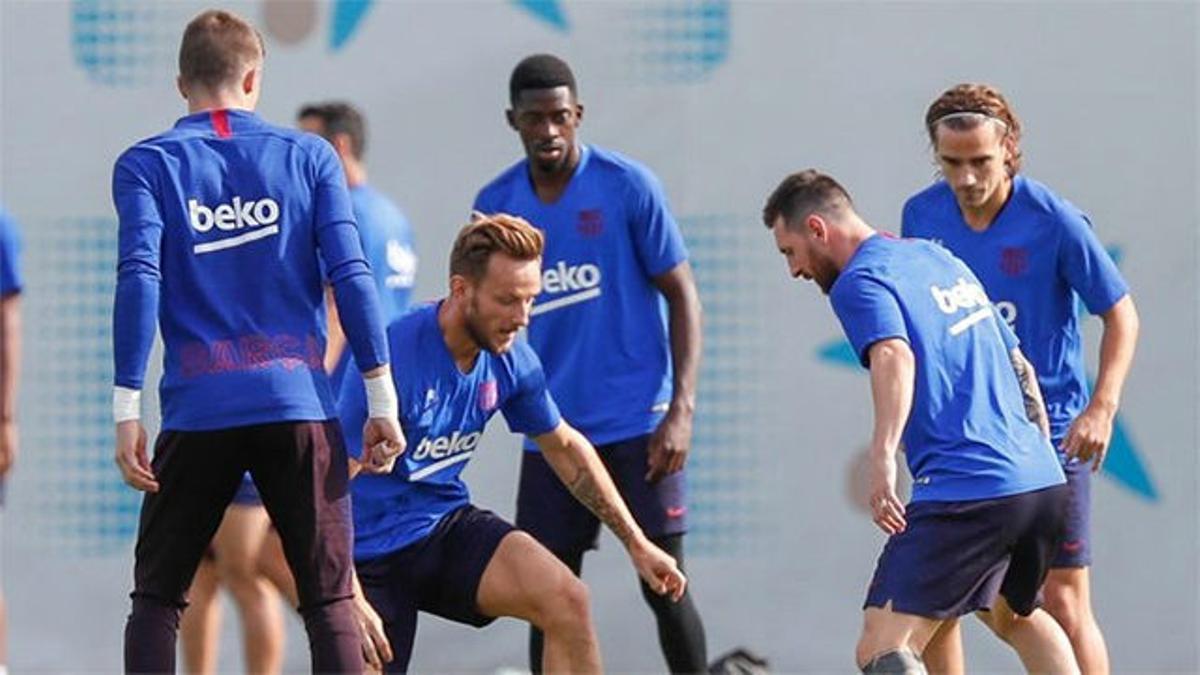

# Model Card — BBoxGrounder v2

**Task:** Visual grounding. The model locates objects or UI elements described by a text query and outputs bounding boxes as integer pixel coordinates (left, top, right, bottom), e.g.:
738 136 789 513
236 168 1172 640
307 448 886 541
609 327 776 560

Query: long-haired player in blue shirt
110 10 403 672
904 84 1139 675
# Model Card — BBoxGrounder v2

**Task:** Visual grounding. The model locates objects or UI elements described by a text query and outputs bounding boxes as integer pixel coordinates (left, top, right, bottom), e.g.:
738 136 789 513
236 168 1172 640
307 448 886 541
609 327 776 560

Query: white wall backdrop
1 1 1195 671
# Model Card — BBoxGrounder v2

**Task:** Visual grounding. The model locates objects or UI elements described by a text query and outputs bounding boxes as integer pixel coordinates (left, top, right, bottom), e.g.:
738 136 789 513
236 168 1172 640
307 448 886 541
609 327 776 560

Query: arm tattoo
567 467 637 547
1010 351 1049 431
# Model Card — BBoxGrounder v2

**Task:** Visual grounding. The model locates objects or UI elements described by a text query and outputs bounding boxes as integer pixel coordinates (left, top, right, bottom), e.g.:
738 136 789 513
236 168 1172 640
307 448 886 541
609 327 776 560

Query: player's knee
1042 583 1085 635
979 606 1034 644
858 647 927 674
214 546 259 584
537 574 592 636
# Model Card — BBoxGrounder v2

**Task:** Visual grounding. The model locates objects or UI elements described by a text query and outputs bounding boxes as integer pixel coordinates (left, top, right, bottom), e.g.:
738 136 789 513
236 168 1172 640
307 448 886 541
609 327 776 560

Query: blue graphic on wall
24 217 141 555
680 215 768 555
331 0 374 49
71 0 177 86
72 0 378 86
815 245 1158 502
627 1 730 83
512 0 569 31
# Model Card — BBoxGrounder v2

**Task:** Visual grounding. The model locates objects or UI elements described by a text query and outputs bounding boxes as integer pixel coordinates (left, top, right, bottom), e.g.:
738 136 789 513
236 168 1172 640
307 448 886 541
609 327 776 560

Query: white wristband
113 387 142 423
364 373 398 419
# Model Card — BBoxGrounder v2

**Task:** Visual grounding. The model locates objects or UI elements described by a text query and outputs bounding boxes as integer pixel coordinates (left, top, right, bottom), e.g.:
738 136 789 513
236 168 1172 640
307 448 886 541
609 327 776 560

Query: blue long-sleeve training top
112 108 389 431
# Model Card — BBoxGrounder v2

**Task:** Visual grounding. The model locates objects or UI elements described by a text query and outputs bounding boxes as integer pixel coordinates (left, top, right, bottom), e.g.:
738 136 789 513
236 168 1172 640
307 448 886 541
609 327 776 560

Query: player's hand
629 536 687 602
646 407 693 482
114 420 158 492
361 417 405 474
353 589 393 670
867 450 905 535
1061 402 1115 473
0 419 17 477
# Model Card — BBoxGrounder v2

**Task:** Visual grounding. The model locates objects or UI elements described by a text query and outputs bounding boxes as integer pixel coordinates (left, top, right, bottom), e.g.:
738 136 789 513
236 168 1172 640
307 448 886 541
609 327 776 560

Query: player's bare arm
535 421 687 600
1062 294 1139 471
866 338 914 536
1008 348 1051 439
322 286 348 375
647 261 702 481
0 292 20 476
350 569 392 670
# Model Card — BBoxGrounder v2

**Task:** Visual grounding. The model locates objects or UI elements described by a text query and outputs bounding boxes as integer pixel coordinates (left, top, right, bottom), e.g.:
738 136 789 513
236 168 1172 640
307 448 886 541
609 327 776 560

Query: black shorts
355 505 515 672
864 484 1070 618
516 434 687 553
131 420 354 613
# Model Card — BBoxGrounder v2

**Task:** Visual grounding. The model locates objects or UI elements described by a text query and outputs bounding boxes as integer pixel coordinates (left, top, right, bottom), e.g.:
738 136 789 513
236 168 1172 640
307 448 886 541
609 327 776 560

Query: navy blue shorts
864 484 1070 619
356 505 515 672
516 434 687 553
230 472 263 506
1052 460 1092 568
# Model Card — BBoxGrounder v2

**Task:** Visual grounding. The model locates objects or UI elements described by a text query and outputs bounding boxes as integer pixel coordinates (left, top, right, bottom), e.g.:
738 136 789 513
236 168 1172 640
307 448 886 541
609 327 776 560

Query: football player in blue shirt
111 11 402 672
474 54 707 675
298 101 418 396
763 170 1079 675
338 214 686 673
904 84 1138 675
0 207 22 674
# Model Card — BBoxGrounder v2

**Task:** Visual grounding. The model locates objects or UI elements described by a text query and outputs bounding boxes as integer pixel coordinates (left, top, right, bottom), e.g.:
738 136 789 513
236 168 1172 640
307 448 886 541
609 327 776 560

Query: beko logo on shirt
532 261 602 316
930 277 995 336
188 196 281 254
412 430 481 461
542 261 600 293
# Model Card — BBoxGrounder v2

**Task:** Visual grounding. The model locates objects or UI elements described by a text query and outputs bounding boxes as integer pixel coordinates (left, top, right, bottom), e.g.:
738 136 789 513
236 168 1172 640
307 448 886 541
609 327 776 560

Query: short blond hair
178 9 265 90
450 213 544 280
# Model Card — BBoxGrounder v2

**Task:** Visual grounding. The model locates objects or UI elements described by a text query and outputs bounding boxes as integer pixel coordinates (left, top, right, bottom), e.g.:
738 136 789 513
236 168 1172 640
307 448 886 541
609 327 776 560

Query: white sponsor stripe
531 287 601 316
949 306 993 336
193 225 280 254
409 451 474 481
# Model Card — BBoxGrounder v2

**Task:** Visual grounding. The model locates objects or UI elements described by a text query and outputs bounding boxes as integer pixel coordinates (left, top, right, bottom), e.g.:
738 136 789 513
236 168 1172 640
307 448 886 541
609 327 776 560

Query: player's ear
574 102 584 126
332 132 354 159
805 214 827 242
505 109 518 131
241 65 257 96
1002 135 1018 174
176 75 188 101
449 274 469 300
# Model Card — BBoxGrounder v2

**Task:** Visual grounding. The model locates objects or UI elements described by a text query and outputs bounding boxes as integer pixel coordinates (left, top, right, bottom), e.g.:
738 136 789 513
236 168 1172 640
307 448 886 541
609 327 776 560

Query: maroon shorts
130 420 354 613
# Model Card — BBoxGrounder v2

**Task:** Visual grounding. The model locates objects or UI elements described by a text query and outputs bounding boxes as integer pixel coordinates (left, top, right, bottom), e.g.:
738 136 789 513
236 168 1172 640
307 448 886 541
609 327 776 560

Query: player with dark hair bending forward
762 170 1080 674
474 53 707 675
905 84 1137 675
337 213 686 673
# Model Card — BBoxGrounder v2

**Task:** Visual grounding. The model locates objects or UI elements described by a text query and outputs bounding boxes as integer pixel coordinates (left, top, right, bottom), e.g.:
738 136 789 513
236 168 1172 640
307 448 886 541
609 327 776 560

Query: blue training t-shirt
328 183 418 398
473 145 687 449
902 176 1129 444
831 235 1065 502
0 209 22 296
111 109 389 431
339 302 561 560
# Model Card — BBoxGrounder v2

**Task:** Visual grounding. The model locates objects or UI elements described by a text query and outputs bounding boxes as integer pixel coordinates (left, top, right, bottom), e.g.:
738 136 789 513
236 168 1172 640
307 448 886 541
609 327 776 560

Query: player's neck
438 300 482 374
344 160 367 188
186 94 254 115
835 219 878 268
959 179 1013 232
